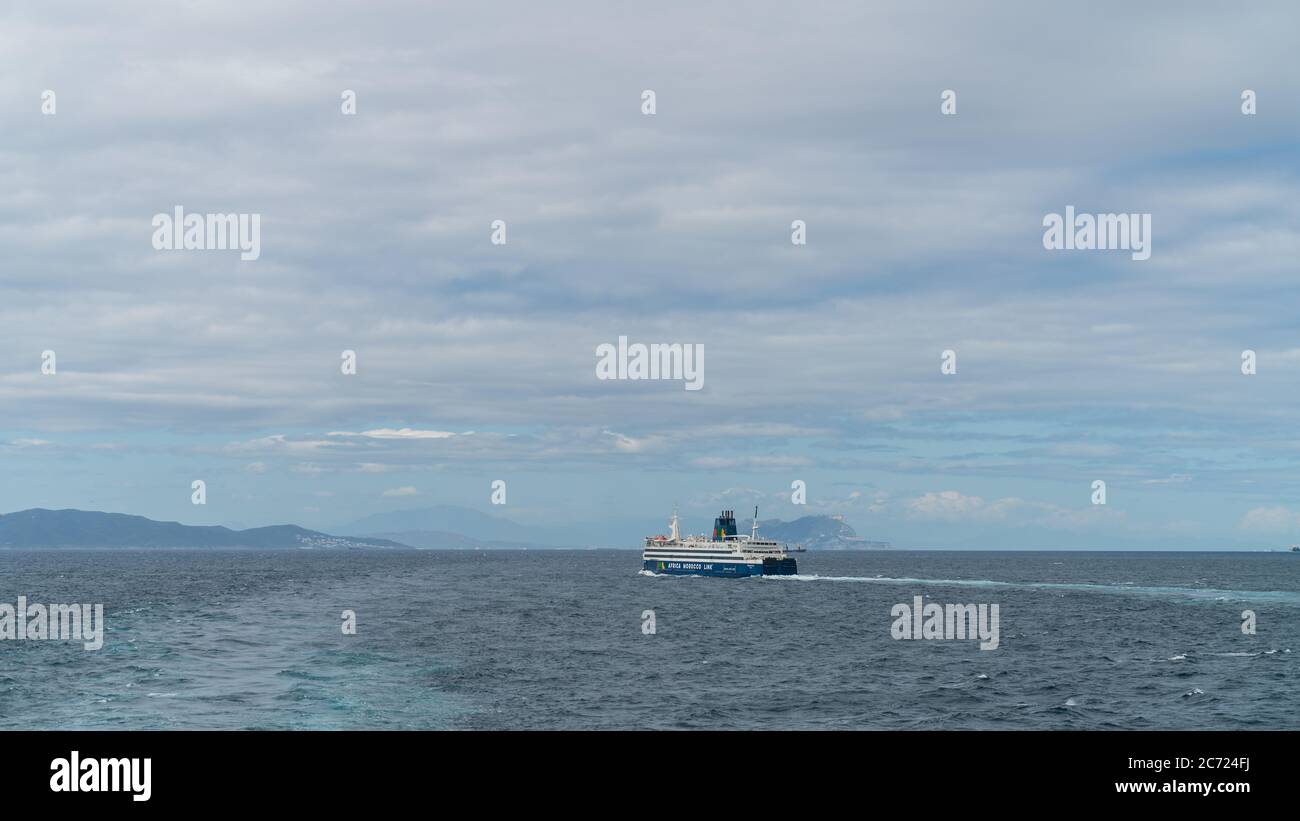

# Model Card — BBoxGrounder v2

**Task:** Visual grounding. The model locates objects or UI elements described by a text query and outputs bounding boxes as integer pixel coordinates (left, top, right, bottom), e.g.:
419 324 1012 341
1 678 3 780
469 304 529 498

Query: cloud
1239 506 1300 532
902 490 1126 531
8 438 51 448
329 429 459 440
1143 474 1192 485
1 2 1297 546
602 429 662 454
382 486 420 497
690 456 811 469
689 487 769 507
906 491 1024 522
226 435 344 454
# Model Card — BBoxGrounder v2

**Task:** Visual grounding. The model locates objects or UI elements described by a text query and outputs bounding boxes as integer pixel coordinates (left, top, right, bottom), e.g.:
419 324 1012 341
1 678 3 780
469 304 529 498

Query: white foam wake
762 572 1300 605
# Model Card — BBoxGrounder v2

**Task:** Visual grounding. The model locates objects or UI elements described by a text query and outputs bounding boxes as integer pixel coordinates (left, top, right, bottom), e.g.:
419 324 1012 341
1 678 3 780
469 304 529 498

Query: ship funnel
713 510 737 542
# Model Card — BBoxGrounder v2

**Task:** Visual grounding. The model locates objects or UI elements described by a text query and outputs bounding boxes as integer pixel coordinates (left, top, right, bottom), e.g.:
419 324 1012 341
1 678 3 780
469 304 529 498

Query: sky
1 2 1299 548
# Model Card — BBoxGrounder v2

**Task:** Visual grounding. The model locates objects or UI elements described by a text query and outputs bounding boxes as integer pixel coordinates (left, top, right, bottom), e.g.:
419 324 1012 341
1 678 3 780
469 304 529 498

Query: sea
0 549 1296 730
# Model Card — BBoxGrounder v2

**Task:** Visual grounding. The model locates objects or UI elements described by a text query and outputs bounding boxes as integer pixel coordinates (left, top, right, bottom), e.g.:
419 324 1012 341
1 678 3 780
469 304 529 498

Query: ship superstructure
642 508 798 577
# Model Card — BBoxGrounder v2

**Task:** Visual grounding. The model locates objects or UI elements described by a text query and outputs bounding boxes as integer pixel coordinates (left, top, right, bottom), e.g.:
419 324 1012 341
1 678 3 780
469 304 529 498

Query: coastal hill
740 514 891 550
0 506 888 550
0 508 407 549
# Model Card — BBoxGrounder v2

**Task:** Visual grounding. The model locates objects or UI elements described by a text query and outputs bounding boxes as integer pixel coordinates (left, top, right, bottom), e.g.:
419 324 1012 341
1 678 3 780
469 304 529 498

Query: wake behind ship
642 508 798 577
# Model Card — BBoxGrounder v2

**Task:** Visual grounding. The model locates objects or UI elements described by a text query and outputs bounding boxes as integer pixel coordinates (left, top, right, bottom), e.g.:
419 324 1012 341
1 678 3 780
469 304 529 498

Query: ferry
642 508 798 577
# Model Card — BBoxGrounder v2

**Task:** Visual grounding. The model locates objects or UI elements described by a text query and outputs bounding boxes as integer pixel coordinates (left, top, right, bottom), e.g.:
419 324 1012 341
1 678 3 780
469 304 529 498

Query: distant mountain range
0 509 406 549
0 506 888 550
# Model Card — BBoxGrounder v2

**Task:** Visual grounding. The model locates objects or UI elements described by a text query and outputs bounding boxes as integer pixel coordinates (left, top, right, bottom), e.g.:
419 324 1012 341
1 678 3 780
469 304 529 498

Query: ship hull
643 557 797 577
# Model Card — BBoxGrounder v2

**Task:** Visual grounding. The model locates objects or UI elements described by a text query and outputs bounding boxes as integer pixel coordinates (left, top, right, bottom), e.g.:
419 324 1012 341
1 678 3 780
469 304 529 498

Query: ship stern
761 557 798 576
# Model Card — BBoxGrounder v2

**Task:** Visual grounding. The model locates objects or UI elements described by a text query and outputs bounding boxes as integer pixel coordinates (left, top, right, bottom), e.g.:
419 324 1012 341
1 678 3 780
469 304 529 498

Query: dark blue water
0 550 1296 729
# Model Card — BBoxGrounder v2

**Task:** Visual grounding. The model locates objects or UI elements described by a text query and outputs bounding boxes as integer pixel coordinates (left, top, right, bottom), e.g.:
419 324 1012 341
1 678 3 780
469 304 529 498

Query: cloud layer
1 2 1297 546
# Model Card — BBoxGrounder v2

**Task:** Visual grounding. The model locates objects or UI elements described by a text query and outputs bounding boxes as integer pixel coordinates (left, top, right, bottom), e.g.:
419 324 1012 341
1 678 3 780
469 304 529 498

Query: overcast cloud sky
2 1 1299 547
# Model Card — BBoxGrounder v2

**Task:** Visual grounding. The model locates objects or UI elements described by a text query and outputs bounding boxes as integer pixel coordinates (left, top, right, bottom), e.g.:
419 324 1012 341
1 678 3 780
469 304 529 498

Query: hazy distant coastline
0 506 883 550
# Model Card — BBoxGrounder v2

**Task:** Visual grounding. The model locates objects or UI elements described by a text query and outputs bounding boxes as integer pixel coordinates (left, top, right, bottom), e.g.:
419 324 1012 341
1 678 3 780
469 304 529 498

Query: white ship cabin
644 508 788 556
